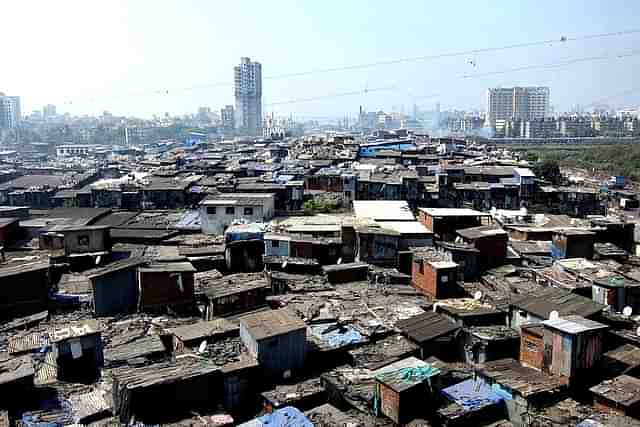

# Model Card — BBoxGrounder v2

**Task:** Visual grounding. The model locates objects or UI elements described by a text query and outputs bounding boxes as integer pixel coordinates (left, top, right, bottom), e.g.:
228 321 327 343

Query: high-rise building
42 104 57 120
0 93 21 129
221 105 235 133
234 57 262 136
485 86 549 127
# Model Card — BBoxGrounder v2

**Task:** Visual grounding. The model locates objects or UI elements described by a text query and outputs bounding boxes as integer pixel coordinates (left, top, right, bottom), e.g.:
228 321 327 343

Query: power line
265 49 640 107
60 28 640 104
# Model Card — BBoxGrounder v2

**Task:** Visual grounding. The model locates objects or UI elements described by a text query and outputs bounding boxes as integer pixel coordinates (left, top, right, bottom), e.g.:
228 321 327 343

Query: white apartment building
486 87 549 128
234 57 262 136
200 193 275 235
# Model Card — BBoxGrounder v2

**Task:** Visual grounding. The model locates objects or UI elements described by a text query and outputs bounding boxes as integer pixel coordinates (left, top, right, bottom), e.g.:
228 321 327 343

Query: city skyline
3 1 640 118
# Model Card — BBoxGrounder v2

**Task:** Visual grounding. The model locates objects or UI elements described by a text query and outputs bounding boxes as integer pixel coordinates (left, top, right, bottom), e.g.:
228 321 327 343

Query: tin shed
239 308 307 383
138 260 196 312
372 357 441 425
87 258 146 316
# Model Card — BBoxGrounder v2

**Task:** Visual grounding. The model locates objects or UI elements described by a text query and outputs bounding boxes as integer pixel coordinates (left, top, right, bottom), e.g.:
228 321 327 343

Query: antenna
549 310 559 321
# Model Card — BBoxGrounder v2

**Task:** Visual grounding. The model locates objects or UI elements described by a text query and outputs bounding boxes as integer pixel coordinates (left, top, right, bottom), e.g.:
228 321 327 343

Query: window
77 235 90 246
225 207 235 215
206 207 216 215
244 207 253 216
272 240 280 248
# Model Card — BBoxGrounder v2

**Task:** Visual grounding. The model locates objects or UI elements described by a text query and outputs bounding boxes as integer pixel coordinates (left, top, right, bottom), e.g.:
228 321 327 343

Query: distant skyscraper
486 86 549 127
0 93 21 129
221 105 235 133
234 57 262 136
42 104 57 119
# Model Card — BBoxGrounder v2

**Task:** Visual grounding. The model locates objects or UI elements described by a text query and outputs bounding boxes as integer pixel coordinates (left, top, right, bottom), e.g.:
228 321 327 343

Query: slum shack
199 273 270 318
239 308 307 383
0 356 35 410
261 377 326 411
460 326 520 364
111 357 221 424
321 365 377 413
167 318 239 352
436 298 507 328
322 262 369 284
418 208 490 241
372 357 441 425
396 311 459 360
348 335 420 370
600 344 640 378
104 334 167 367
87 258 146 316
437 241 481 282
268 272 332 295
509 287 605 330
50 320 103 382
0 217 20 247
0 262 50 320
456 225 508 270
519 324 545 371
412 257 459 300
551 229 595 259
590 374 640 418
539 316 608 386
138 259 196 313
438 378 505 427
354 225 400 266
304 404 362 427
474 358 566 427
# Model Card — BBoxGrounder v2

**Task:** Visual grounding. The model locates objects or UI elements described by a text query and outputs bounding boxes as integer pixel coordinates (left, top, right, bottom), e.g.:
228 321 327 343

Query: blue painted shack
87 258 146 316
239 308 307 384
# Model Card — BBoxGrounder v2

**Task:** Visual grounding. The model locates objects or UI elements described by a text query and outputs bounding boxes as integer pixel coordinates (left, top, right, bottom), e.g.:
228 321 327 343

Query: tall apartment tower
234 57 262 136
486 86 549 127
0 93 21 129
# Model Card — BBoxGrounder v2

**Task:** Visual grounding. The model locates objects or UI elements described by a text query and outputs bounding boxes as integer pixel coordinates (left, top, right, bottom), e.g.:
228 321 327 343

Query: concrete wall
200 199 275 235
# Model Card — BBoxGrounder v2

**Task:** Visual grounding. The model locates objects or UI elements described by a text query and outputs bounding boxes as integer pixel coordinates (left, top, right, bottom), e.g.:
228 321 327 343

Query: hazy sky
3 1 640 118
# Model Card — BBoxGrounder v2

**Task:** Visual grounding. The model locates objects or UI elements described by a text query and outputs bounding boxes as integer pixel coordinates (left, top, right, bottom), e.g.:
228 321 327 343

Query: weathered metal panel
379 383 400 424
92 269 138 316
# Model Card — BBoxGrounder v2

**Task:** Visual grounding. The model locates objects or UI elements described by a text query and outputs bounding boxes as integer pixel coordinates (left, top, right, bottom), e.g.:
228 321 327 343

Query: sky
3 0 640 119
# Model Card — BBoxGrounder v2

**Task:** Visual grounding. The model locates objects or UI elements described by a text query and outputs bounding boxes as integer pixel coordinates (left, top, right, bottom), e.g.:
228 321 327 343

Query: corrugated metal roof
240 308 306 341
511 287 605 320
0 356 34 385
168 319 238 342
396 311 459 344
8 333 48 354
590 375 640 406
476 358 565 398
68 390 111 422
542 315 608 335
139 261 196 273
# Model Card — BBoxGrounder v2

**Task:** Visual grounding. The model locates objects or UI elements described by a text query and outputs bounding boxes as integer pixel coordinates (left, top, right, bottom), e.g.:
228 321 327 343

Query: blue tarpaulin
240 406 313 427
441 378 504 411
310 323 365 349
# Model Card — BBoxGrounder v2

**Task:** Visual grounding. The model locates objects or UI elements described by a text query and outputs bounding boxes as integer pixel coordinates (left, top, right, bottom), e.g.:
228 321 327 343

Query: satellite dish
549 311 559 321
337 258 342 265
95 255 101 265
623 306 633 317
474 291 483 301
636 326 640 337
198 340 207 354
281 261 288 269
